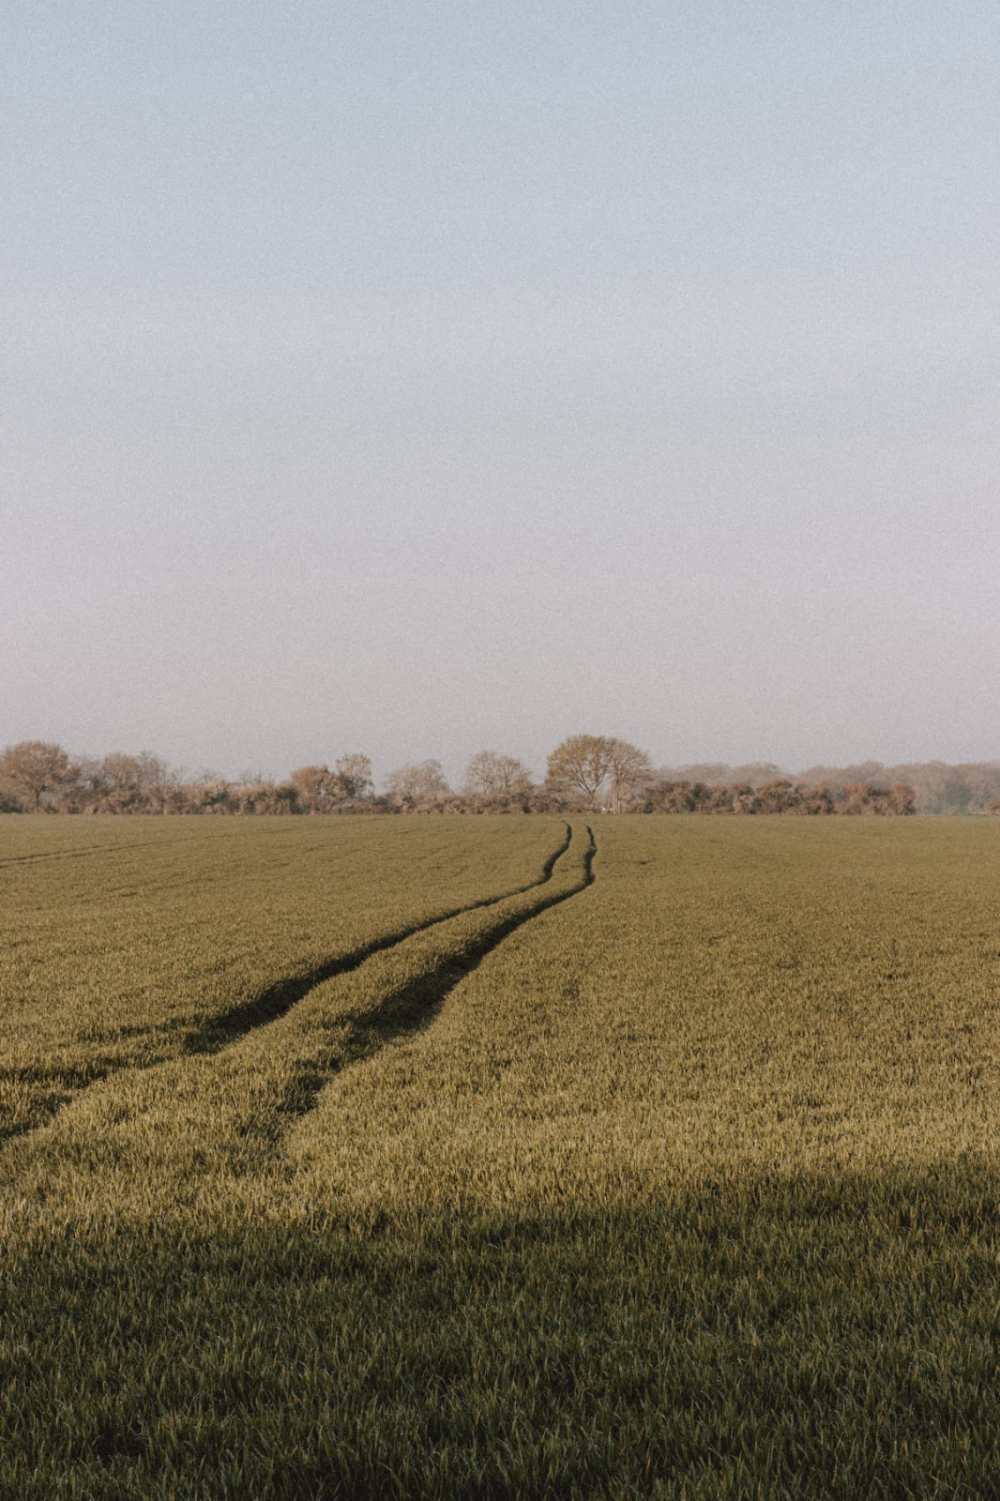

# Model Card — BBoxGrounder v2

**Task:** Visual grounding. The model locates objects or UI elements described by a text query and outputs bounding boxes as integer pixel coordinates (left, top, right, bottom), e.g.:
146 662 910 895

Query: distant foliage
384 760 451 810
289 754 374 813
670 760 1000 815
0 741 77 812
0 736 965 816
637 776 916 816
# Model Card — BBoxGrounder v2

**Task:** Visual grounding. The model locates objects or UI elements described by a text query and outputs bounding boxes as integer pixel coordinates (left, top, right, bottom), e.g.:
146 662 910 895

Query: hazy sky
4 1 999 783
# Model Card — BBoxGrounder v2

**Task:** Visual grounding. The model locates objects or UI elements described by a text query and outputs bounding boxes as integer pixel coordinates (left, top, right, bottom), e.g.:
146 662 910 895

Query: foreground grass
2 817 1000 1497
6 1171 1000 1499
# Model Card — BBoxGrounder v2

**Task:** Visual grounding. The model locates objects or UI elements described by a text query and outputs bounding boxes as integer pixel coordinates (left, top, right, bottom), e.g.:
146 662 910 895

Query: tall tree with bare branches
464 751 532 799
546 734 612 809
605 737 652 812
385 760 449 806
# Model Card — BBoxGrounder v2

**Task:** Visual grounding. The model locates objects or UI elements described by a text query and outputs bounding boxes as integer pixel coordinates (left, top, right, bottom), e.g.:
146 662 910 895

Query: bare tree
0 741 77 811
464 750 533 799
604 737 652 813
385 760 449 806
546 735 612 809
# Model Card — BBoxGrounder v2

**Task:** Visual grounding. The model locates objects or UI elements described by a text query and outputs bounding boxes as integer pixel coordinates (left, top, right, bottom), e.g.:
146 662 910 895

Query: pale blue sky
3 1 999 782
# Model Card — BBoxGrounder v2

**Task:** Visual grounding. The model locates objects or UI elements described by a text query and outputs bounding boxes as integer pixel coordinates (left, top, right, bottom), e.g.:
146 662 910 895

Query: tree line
662 760 1000 816
0 736 930 816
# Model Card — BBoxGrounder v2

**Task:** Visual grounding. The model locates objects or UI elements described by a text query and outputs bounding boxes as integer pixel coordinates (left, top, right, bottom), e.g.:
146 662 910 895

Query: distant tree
546 735 612 809
938 774 973 815
288 765 337 813
783 760 1000 814
385 760 450 806
836 780 916 816
727 763 786 789
666 763 734 786
604 738 652 813
835 781 878 815
0 741 77 812
287 756 371 812
666 762 787 789
888 783 917 816
92 752 169 812
954 765 1000 814
464 751 533 799
333 753 373 801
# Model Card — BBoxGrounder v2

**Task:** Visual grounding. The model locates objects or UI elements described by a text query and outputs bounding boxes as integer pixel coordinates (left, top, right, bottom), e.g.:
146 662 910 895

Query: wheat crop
1 815 998 1497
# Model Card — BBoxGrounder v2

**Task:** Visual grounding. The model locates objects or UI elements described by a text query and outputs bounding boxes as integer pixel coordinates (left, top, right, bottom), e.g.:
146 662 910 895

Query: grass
1 815 1000 1497
0 814 566 1137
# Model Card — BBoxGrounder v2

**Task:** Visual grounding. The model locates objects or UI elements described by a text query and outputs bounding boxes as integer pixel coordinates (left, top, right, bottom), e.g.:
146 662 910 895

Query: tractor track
301 825 598 1089
0 823 587 1148
186 821 576 1052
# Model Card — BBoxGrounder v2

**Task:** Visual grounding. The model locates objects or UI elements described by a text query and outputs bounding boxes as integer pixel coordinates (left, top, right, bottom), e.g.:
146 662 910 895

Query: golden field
2 815 999 1498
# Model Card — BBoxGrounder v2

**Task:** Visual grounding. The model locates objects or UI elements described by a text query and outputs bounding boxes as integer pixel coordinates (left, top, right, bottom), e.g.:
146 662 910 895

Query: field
2 814 1000 1498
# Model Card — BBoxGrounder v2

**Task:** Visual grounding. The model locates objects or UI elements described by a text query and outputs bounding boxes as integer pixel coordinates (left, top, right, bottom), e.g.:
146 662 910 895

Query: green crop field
2 814 1000 1499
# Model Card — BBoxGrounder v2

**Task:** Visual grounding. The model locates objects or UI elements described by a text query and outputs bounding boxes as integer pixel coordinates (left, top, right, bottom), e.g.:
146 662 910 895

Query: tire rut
0 824 575 1148
274 827 597 1122
0 830 598 1185
186 822 574 1053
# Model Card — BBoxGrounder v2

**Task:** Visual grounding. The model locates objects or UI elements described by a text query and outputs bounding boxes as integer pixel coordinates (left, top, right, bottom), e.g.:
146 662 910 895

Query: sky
3 0 999 784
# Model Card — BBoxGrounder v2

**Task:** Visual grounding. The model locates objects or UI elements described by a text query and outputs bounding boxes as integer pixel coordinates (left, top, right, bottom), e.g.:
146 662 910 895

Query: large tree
0 741 77 811
545 734 613 809
546 734 651 811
